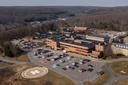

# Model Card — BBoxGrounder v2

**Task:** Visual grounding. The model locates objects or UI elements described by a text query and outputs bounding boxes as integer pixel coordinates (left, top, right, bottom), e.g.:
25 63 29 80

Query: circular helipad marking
21 67 48 79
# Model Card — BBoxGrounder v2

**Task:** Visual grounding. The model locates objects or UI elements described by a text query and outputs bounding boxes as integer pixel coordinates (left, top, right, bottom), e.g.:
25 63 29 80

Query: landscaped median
111 61 128 75
83 73 108 85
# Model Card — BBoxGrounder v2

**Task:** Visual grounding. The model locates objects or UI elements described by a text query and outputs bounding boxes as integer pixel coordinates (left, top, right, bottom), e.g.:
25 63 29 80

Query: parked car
88 68 94 72
62 67 67 70
83 59 91 62
79 68 86 72
88 64 93 67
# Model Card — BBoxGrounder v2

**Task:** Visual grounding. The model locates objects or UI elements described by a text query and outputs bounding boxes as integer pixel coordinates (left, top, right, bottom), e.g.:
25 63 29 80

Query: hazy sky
0 0 128 6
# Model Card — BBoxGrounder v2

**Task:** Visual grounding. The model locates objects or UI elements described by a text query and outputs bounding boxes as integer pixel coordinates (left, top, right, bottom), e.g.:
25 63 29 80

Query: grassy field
111 61 128 75
83 73 108 85
8 54 30 62
37 70 75 85
0 64 75 85
0 61 12 67
0 51 4 56
112 79 128 85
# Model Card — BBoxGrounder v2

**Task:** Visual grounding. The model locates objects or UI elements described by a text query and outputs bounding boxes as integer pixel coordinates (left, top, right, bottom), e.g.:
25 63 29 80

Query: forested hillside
0 6 128 43
0 6 100 24
65 6 128 31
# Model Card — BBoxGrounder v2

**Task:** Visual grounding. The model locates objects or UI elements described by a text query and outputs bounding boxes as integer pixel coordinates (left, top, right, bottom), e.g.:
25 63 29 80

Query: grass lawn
8 54 30 62
83 73 108 85
111 61 128 75
112 79 128 85
0 64 75 85
36 70 75 85
103 55 128 60
0 61 11 67
0 52 2 55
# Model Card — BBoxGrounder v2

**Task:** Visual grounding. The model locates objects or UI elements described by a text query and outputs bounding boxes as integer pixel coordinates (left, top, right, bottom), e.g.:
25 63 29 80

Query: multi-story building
45 39 58 50
95 43 104 52
111 43 128 56
46 38 103 58
73 26 88 32
59 40 95 55
86 35 110 43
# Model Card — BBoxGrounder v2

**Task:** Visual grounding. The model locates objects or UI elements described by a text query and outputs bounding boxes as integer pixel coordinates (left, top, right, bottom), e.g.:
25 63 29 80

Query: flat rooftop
60 39 95 49
86 34 110 39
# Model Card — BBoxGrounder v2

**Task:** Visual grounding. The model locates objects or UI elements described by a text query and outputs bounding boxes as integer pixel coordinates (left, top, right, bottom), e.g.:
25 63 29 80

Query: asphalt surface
0 46 128 85
27 47 107 85
103 63 128 85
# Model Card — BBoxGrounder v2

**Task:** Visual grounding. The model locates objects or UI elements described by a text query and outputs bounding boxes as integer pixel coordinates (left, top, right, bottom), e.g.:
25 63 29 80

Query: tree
4 42 13 57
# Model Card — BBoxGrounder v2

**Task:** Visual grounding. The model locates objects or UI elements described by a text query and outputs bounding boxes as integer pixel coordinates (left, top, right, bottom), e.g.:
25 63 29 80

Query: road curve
103 63 128 85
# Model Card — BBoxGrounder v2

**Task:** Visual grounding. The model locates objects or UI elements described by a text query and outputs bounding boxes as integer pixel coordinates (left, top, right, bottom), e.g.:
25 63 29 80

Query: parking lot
12 39 42 52
28 46 106 85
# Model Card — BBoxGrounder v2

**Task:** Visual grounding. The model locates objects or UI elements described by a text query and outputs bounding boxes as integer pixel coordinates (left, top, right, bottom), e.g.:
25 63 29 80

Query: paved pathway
103 63 128 85
102 58 128 85
101 58 128 63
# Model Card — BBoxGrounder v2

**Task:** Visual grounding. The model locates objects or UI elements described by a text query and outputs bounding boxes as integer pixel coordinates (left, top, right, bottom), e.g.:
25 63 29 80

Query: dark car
88 64 94 67
83 59 91 62
43 50 50 53
62 67 67 70
69 66 75 70
74 64 79 68
88 68 94 72
79 68 86 72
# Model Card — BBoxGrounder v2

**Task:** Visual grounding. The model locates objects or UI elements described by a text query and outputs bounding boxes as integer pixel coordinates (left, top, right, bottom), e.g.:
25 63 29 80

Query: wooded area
0 6 128 45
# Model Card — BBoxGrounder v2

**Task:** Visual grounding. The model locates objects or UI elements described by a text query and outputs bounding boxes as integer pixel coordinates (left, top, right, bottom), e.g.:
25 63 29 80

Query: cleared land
83 73 108 85
112 79 128 85
111 61 128 75
0 64 74 85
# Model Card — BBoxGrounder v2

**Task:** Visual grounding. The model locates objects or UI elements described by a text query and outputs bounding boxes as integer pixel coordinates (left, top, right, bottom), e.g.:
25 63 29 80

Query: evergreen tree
4 44 13 57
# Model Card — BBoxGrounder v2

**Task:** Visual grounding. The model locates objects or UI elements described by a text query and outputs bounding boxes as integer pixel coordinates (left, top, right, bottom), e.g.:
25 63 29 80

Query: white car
67 57 71 60
65 65 70 69
51 58 55 61
72 63 75 65
52 64 60 68
54 56 58 58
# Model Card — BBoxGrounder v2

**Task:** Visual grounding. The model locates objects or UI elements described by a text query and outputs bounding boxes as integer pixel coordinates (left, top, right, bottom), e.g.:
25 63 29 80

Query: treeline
0 21 58 57
2 42 23 57
0 6 106 24
1 6 128 42
1 6 128 57
58 6 128 31
0 21 57 43
0 6 84 24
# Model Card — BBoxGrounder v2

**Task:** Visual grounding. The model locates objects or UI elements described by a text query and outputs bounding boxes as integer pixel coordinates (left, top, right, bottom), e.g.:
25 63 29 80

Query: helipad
21 67 48 79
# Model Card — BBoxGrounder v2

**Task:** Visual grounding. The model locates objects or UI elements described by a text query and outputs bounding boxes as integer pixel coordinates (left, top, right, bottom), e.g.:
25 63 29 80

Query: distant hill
0 6 104 24
0 6 128 30
0 6 128 43
62 6 128 31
